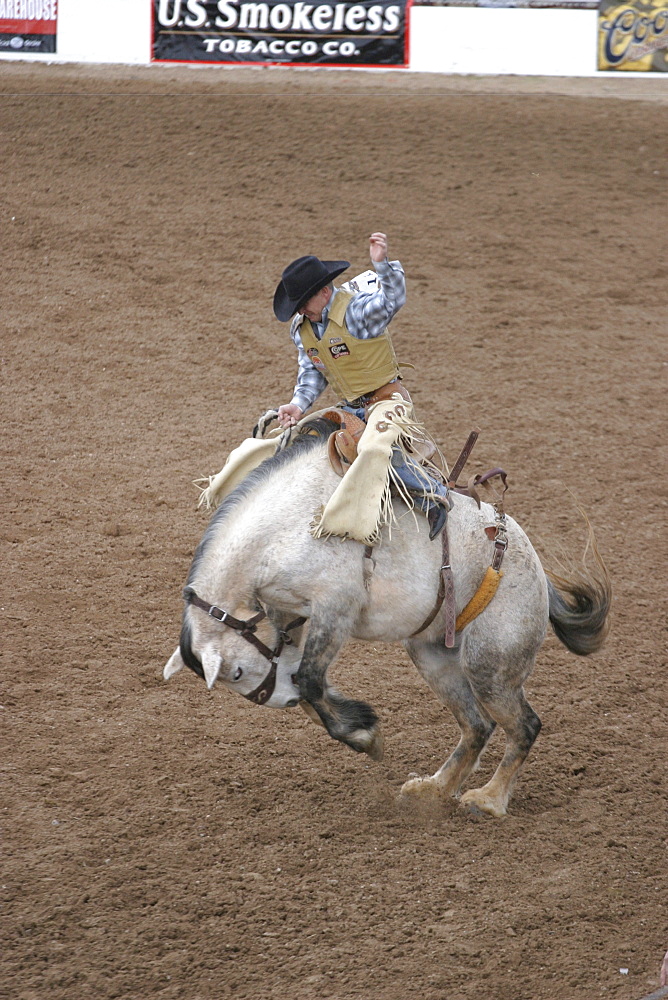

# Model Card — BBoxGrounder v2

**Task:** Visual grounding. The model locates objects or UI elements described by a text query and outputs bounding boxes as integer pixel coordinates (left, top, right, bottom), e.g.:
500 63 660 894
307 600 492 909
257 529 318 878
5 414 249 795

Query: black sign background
152 0 409 66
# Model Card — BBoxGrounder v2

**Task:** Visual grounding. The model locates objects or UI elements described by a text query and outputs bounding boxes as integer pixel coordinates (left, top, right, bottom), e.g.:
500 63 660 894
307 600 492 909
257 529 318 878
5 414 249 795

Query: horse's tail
546 523 611 656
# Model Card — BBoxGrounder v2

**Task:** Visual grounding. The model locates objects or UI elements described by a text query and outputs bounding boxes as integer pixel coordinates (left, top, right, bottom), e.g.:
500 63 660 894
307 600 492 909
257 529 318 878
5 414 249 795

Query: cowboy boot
427 501 448 540
401 488 450 541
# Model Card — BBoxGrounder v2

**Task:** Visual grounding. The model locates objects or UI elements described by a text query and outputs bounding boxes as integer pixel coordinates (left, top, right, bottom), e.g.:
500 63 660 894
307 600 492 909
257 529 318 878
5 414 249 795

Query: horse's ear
163 647 184 680
202 649 223 690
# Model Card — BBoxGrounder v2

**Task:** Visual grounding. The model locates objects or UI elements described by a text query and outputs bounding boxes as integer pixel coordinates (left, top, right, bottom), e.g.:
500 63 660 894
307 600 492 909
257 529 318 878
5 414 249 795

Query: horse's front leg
296 619 383 761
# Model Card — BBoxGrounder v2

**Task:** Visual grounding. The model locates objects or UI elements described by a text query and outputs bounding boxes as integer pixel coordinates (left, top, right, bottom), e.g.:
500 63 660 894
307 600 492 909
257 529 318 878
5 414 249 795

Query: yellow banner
599 0 668 70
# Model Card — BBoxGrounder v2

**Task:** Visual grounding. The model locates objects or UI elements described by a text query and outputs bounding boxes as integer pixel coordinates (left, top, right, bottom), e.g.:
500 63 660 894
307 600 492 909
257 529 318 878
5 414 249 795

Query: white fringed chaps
310 397 441 545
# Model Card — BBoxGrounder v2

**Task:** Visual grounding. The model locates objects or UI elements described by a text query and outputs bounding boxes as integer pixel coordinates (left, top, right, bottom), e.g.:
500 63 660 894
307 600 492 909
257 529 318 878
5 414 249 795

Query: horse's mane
187 417 337 585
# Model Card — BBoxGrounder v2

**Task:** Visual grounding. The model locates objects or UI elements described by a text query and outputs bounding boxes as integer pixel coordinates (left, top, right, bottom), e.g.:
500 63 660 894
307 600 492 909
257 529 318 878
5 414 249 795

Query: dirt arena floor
1 61 667 1000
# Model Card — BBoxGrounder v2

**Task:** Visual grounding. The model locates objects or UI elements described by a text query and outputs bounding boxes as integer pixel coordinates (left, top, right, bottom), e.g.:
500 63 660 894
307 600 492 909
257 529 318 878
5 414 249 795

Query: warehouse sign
152 0 409 66
0 0 57 53
598 0 668 70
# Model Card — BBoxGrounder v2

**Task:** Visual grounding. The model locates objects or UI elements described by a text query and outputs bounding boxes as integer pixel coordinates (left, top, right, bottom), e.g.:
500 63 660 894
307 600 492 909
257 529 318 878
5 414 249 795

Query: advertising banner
411 1 597 6
152 0 409 66
0 0 57 54
598 0 668 69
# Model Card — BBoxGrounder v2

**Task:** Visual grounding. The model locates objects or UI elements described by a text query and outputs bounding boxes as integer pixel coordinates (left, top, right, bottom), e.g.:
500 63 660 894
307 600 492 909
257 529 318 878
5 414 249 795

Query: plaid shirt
288 258 406 412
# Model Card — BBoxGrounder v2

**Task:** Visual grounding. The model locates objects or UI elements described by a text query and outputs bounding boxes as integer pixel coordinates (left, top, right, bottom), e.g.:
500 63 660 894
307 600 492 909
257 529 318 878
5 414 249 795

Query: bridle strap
186 591 265 631
184 588 306 704
244 656 280 705
185 591 276 658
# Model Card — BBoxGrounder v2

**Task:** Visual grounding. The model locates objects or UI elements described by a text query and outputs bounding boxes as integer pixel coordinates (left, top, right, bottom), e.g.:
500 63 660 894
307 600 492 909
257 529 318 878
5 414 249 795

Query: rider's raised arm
346 233 406 340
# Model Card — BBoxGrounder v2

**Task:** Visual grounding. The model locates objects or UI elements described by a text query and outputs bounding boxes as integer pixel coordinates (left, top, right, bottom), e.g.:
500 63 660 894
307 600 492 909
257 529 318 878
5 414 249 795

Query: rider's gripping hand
277 403 303 429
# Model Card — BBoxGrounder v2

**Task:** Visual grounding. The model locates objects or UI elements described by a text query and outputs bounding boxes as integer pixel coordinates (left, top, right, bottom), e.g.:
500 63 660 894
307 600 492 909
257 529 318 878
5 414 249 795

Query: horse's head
163 594 304 710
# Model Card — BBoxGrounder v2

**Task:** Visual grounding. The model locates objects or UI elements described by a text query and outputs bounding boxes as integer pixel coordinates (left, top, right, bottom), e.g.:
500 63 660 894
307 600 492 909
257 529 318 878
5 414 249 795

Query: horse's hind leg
399 638 497 801
459 653 542 818
296 618 384 761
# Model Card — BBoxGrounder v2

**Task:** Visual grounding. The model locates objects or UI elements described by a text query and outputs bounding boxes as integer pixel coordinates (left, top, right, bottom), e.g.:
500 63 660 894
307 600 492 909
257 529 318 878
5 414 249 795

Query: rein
184 588 306 705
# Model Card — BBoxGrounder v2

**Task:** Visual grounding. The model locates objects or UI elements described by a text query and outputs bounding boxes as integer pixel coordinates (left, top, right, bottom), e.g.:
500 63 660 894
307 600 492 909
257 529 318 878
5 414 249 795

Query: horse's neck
195 534 256 609
196 447 334 603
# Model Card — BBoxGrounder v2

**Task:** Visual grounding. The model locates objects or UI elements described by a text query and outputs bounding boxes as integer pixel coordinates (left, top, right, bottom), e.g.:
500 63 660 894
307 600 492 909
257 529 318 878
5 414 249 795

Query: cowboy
273 232 449 539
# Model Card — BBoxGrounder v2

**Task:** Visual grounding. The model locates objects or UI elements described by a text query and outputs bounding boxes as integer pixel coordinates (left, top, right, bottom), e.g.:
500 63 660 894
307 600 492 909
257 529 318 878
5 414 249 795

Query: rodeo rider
273 232 450 539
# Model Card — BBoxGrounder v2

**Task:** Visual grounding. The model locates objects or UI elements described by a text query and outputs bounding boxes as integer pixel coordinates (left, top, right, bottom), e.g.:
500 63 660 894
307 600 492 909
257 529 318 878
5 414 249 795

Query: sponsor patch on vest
330 343 351 360
329 336 343 344
306 347 326 370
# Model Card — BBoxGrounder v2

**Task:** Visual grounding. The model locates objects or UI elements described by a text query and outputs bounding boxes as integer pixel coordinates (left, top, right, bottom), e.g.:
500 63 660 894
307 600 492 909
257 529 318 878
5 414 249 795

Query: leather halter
184 588 306 705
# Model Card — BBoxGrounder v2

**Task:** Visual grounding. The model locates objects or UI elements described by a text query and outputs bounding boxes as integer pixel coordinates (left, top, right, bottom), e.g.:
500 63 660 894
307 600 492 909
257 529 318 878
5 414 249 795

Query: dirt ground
1 61 666 1000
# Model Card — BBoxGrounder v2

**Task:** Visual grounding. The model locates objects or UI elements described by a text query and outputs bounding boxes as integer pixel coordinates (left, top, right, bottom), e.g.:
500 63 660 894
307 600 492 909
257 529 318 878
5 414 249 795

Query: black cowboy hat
273 255 350 322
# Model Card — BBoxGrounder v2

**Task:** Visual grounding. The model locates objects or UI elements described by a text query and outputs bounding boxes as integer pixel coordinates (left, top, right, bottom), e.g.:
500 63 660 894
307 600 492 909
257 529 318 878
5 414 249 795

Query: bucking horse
163 416 611 818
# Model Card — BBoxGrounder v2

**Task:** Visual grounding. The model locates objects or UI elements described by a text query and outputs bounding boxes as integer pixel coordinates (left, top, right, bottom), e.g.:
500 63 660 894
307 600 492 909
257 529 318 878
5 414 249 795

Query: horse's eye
232 666 243 681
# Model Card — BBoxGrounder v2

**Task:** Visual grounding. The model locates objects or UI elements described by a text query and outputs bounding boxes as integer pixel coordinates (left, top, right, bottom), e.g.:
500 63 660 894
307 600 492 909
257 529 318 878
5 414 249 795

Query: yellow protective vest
299 289 402 402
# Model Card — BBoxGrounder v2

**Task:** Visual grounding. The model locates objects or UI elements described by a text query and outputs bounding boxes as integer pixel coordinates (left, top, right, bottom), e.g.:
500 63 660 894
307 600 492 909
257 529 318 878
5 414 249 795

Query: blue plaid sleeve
289 318 328 412
345 258 406 340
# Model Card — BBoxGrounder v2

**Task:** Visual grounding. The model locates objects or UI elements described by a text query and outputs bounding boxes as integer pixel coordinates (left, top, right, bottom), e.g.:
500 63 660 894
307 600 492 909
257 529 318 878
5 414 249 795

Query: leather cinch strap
411 515 508 645
410 525 455 646
441 526 457 648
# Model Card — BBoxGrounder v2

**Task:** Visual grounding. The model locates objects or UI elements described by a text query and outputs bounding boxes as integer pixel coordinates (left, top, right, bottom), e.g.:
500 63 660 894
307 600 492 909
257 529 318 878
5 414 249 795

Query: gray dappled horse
164 419 610 818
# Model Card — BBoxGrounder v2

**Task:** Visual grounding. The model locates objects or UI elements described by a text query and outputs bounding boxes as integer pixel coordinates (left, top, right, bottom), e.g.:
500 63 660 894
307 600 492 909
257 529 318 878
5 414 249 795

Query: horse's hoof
459 788 507 818
367 727 384 761
349 726 384 761
399 775 443 800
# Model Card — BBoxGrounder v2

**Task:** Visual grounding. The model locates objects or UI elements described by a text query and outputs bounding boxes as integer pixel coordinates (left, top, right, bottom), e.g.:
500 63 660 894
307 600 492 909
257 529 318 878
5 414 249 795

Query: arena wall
0 0 664 76
411 6 598 76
